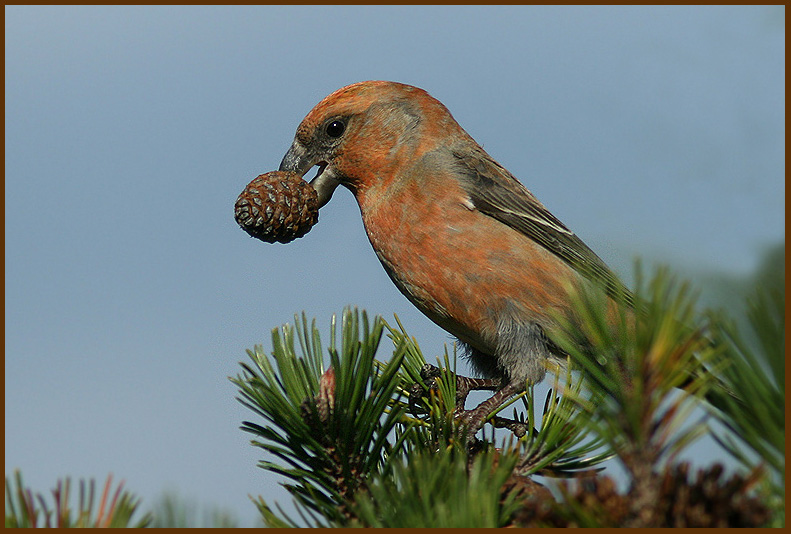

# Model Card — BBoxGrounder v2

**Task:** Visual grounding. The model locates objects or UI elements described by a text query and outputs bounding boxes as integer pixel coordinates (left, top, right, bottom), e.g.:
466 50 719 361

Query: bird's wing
452 146 633 306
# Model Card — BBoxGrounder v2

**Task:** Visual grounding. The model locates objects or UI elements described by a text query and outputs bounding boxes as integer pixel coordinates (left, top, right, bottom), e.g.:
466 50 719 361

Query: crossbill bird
278 81 630 435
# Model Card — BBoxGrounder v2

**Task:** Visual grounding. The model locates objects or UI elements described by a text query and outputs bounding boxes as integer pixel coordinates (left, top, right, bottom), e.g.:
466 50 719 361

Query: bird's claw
409 364 496 414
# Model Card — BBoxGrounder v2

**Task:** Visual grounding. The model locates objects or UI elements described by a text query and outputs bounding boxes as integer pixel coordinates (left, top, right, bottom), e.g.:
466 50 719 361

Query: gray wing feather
452 147 633 306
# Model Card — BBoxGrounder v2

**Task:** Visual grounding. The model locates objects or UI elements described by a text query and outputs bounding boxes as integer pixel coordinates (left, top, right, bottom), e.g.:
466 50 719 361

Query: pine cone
509 464 770 527
655 462 770 527
510 475 628 527
234 171 319 244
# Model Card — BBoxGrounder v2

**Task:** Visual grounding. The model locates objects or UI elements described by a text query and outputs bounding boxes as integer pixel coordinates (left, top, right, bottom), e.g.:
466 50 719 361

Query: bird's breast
354 175 577 354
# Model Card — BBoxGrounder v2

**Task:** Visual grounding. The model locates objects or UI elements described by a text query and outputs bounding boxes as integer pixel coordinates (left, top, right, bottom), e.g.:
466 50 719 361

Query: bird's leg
459 382 523 440
453 375 500 411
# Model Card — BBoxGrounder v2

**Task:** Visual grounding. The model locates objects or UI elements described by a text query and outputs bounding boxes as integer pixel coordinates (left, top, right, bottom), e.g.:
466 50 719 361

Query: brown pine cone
655 462 770 528
234 171 319 244
508 464 771 528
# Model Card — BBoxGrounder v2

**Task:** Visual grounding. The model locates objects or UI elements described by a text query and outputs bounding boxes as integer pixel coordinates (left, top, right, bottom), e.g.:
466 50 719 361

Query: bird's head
279 81 461 206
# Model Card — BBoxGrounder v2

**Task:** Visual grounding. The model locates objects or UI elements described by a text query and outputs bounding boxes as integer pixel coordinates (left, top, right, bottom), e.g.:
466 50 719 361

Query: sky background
5 5 784 526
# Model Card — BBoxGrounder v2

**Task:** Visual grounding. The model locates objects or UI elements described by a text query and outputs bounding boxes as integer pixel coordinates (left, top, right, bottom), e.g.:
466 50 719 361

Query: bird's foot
407 364 441 415
407 367 530 442
456 382 524 442
488 415 533 438
407 364 501 415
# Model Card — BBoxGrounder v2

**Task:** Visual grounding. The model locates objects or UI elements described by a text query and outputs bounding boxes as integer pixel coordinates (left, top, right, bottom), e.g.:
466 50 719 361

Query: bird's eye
325 120 345 138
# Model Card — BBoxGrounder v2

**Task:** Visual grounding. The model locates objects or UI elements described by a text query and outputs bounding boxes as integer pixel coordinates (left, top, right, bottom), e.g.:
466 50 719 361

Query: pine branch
234 263 781 527
231 308 408 526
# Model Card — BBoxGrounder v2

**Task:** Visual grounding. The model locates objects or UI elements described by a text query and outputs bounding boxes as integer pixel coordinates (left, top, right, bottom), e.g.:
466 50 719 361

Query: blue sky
5 5 784 525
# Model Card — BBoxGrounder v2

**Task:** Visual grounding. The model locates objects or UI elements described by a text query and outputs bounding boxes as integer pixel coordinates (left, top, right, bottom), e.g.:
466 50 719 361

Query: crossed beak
279 139 340 208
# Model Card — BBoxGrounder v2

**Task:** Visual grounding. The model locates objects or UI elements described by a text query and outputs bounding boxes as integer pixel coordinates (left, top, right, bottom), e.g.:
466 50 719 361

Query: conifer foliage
232 266 783 527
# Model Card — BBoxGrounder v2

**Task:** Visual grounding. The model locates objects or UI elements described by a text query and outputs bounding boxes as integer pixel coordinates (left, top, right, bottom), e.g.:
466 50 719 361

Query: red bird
279 81 628 434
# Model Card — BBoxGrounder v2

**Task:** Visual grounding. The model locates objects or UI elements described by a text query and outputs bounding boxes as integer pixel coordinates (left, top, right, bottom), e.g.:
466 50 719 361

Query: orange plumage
279 81 629 429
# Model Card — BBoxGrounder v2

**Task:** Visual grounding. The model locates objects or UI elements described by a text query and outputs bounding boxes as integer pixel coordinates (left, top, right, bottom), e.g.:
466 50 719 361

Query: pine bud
234 171 319 244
